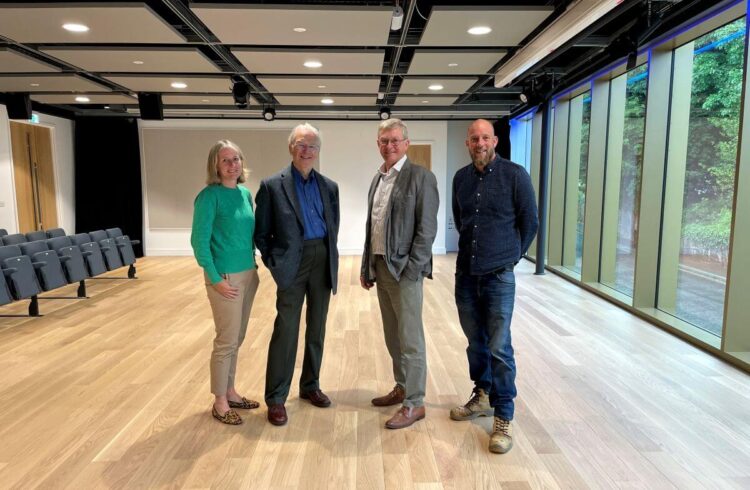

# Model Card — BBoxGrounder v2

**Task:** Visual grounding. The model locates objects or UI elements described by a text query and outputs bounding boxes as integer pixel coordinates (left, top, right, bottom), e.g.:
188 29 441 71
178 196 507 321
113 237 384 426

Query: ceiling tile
0 5 184 43
31 93 136 104
192 5 391 46
275 95 375 106
234 50 384 75
399 78 477 95
0 48 59 73
407 50 505 75
104 76 232 93
0 74 108 92
40 48 220 73
162 95 243 105
258 77 380 94
420 7 554 47
395 95 459 106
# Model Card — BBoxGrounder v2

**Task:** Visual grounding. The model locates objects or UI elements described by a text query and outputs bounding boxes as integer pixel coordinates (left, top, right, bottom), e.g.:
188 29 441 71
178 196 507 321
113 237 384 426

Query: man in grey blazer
255 123 340 426
360 118 439 429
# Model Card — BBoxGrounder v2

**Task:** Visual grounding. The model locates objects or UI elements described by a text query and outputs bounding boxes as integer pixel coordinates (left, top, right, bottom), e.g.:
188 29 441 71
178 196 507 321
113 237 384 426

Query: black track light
232 81 250 108
263 107 276 121
379 106 391 120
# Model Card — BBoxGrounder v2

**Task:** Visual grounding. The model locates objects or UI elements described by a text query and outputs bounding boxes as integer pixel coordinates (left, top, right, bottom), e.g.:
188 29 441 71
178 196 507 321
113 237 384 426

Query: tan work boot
489 417 513 454
450 388 493 421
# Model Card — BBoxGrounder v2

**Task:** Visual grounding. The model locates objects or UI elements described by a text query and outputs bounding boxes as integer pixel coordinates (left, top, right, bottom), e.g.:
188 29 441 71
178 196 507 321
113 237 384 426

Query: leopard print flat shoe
228 397 260 409
212 405 243 425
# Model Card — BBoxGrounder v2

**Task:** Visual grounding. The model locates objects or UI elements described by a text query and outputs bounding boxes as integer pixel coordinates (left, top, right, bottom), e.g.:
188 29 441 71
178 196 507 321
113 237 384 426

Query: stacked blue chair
1 233 27 246
106 228 139 278
89 230 124 272
25 230 47 242
47 236 90 297
70 233 108 278
0 244 41 316
46 228 66 238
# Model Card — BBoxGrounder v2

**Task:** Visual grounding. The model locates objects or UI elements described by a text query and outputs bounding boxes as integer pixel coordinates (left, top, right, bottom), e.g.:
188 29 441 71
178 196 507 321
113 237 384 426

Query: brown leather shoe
300 389 331 408
385 405 425 429
267 404 288 426
371 384 405 407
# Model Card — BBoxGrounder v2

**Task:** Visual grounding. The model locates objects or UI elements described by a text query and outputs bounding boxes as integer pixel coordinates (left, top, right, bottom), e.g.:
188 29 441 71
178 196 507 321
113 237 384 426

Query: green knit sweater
191 184 256 284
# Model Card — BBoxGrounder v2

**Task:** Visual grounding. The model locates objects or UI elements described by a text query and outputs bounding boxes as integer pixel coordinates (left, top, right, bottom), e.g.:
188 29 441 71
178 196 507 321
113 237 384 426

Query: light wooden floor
1 255 749 489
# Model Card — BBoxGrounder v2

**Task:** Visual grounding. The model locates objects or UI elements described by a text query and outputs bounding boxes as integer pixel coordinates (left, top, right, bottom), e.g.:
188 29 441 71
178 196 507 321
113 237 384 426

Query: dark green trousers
265 239 331 406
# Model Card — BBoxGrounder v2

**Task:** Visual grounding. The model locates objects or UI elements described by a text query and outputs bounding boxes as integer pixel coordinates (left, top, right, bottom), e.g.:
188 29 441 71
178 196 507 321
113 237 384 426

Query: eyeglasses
294 142 320 152
378 138 405 147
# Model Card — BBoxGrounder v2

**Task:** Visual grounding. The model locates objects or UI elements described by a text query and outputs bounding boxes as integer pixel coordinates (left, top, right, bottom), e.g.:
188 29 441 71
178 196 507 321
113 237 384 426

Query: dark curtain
494 117 511 160
74 117 143 256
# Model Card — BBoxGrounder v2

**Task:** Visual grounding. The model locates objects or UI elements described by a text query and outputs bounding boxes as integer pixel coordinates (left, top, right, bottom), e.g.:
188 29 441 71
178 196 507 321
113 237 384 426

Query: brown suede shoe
385 405 425 429
300 389 331 408
371 384 405 407
268 404 288 426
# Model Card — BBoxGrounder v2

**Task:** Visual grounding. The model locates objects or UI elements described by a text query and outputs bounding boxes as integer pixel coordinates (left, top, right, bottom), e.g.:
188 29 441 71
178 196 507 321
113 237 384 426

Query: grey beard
471 150 495 168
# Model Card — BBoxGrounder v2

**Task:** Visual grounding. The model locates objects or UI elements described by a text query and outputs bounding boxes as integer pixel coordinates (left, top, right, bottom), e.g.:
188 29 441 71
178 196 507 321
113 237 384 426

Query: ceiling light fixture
428 84 444 91
171 82 187 89
104 105 110 109
321 98 334 105
421 100 430 103
201 99 210 103
468 26 492 35
293 27 307 33
391 6 404 31
304 60 323 68
75 96 90 103
133 60 144 65
62 23 89 33
379 106 391 120
30 83 40 87
263 107 276 121
317 85 327 89
448 63 458 67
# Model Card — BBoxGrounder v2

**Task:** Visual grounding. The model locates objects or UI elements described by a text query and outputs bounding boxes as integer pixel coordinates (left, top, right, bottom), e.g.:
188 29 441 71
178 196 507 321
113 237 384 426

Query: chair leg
77 280 87 298
128 264 136 279
29 296 40 316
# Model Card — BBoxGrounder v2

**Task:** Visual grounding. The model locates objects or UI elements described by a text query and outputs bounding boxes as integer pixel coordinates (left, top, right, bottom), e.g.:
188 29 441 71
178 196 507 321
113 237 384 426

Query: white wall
446 120 472 252
0 104 75 235
139 118 454 256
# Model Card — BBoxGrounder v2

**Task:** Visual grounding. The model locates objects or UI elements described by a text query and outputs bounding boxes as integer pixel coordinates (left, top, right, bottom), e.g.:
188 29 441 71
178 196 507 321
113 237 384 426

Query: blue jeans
455 269 517 420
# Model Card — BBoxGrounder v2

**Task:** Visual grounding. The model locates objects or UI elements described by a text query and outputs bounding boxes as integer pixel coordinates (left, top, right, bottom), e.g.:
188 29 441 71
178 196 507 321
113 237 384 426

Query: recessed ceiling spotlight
448 63 459 67
428 84 444 91
293 27 307 33
317 85 327 89
30 83 40 87
133 60 144 65
304 60 323 68
171 82 187 89
468 26 492 35
63 23 89 33
202 99 210 103
104 105 110 109
321 98 334 105
75 96 90 103
421 100 430 103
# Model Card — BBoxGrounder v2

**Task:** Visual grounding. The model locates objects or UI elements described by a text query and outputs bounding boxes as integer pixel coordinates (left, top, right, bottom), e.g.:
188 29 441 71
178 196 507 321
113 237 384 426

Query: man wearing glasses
255 123 340 426
360 118 439 429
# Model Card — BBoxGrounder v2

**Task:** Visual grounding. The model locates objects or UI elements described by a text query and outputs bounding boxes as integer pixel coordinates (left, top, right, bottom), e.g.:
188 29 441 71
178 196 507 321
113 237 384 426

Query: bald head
466 119 498 170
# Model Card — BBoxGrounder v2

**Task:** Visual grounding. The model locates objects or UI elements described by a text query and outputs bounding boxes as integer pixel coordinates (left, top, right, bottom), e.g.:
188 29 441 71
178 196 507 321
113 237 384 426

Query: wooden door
407 144 432 170
9 122 58 232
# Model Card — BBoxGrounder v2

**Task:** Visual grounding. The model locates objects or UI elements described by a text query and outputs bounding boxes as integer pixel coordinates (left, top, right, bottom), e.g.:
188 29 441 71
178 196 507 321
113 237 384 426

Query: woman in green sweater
191 140 260 425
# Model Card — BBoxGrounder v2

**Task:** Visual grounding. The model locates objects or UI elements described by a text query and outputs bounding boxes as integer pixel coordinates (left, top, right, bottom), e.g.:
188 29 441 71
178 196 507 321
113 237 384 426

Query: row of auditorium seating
0 227 139 317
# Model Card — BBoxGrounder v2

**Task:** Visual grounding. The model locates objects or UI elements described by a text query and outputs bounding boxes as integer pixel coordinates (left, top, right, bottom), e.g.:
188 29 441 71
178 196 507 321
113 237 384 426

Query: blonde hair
377 118 409 140
205 139 248 185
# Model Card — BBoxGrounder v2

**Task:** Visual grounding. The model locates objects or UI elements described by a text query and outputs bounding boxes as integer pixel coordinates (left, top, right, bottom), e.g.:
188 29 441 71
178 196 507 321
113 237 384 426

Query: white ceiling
0 4 184 44
31 93 137 105
0 2 569 118
40 48 220 73
420 6 554 46
191 5 392 46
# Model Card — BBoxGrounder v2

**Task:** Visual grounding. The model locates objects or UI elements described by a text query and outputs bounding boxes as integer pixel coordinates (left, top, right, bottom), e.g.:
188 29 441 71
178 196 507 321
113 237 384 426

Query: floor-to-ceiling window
562 90 591 274
600 65 648 297
658 17 746 337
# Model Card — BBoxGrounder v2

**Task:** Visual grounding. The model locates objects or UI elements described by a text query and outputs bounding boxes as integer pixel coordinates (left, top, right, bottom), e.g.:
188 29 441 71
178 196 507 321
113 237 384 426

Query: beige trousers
204 268 260 395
